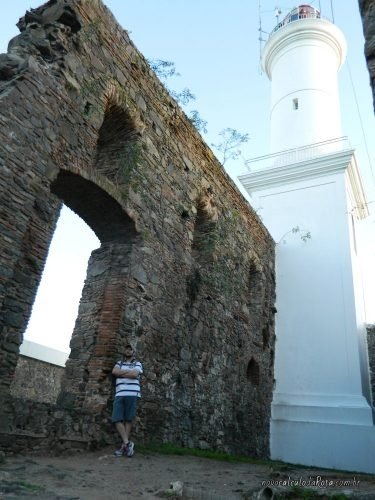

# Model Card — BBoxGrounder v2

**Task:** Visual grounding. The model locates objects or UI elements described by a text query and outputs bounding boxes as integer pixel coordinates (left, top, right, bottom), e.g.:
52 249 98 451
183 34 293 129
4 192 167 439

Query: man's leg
124 420 135 456
124 421 132 442
112 398 129 455
115 421 129 445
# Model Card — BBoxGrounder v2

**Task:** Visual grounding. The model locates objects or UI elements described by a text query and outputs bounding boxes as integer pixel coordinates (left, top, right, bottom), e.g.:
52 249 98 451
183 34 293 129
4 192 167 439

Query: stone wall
10 356 64 404
359 0 375 401
367 325 375 405
0 0 275 457
359 0 375 109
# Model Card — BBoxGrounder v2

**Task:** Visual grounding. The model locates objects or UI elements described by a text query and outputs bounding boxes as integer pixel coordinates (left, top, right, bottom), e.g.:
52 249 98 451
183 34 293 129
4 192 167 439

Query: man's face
125 346 133 357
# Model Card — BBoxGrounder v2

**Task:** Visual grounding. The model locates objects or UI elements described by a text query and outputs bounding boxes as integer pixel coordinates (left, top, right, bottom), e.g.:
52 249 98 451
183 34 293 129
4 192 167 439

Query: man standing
112 344 143 457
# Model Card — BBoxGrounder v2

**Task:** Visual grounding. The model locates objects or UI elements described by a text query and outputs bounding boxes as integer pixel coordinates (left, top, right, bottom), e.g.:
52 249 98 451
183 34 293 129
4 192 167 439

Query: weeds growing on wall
116 141 146 200
278 226 311 245
194 211 247 298
79 17 103 44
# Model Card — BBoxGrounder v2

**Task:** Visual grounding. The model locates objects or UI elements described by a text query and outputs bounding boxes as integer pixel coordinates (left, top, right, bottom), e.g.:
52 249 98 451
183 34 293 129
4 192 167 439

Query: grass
135 442 375 484
13 480 45 492
136 442 289 469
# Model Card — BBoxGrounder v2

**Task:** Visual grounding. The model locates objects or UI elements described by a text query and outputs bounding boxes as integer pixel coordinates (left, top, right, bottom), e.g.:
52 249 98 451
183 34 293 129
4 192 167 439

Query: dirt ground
0 446 375 499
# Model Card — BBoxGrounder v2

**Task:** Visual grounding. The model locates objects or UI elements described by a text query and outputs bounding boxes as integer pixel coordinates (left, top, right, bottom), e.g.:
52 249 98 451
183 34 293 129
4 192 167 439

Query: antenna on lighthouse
330 0 335 23
258 0 269 74
274 6 282 24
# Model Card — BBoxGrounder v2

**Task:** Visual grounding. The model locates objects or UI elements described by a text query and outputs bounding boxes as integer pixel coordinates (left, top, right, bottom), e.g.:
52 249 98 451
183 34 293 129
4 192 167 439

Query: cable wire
346 59 375 189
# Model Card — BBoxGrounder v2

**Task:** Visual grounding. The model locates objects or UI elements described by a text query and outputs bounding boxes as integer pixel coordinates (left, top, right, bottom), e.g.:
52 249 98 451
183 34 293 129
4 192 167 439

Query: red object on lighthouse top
272 4 321 35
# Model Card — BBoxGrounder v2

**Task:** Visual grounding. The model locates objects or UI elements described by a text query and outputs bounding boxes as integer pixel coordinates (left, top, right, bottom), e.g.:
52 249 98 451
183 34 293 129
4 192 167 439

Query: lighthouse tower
239 5 375 473
264 5 346 153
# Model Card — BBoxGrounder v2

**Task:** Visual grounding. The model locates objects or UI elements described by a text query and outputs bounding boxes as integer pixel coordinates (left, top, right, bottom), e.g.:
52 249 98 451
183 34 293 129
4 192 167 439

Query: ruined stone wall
367 325 375 405
359 0 375 401
359 0 375 109
10 356 64 404
0 0 275 456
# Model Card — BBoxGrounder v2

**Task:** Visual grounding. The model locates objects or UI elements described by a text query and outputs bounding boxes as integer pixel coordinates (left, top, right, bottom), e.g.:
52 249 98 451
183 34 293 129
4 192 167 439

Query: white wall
20 339 68 367
240 153 375 472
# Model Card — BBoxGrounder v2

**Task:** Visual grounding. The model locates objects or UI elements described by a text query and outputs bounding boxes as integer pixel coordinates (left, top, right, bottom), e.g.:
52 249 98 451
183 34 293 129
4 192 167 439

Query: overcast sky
1 0 374 351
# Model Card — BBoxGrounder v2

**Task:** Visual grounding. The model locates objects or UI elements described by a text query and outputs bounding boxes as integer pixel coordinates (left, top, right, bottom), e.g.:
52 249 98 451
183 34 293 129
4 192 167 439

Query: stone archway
50 170 139 411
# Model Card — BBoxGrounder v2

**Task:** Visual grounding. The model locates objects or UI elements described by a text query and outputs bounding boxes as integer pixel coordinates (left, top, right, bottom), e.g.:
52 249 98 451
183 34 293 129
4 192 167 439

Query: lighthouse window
292 98 299 110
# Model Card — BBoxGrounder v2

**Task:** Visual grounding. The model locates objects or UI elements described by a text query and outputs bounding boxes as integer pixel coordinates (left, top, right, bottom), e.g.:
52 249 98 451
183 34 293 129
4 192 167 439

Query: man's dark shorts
112 396 139 423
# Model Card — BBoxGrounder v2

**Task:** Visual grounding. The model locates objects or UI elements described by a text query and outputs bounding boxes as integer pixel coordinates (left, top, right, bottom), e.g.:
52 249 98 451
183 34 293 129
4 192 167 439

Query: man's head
124 344 135 358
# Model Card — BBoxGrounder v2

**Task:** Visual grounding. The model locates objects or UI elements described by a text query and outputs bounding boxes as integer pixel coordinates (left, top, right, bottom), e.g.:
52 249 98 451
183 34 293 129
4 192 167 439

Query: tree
148 59 180 80
189 110 208 134
211 128 250 165
148 59 249 142
148 59 196 106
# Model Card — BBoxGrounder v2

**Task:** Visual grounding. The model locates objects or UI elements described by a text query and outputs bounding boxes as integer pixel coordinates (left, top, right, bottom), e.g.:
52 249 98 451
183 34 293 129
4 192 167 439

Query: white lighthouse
239 5 375 473
264 5 346 153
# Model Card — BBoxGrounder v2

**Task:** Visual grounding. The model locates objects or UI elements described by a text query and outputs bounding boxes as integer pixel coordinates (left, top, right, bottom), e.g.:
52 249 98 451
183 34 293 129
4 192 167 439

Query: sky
1 0 374 352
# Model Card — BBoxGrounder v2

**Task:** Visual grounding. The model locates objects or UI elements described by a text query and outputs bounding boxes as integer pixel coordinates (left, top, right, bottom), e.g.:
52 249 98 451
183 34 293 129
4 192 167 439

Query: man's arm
112 366 140 379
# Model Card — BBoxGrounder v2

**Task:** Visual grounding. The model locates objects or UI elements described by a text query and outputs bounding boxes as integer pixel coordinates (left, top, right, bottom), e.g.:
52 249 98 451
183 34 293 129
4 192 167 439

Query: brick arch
191 189 219 260
50 175 141 412
51 169 138 243
93 88 146 201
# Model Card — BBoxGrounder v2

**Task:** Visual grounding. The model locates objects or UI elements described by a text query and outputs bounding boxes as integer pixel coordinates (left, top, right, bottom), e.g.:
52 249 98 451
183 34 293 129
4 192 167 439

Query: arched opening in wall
11 205 99 404
96 102 142 184
51 170 138 243
246 358 260 386
191 197 217 260
187 192 218 303
23 204 99 353
50 170 139 409
247 260 265 318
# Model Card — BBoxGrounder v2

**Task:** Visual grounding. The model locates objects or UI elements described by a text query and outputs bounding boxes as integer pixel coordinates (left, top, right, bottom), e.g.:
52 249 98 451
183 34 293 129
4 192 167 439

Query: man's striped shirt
114 359 143 397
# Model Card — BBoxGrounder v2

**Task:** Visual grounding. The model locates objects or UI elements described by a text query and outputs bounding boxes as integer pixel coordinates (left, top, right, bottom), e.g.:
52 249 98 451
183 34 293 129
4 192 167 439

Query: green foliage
148 59 196 105
148 59 180 80
214 210 241 249
79 17 103 44
136 441 279 466
195 210 240 257
211 128 250 165
188 110 208 134
278 226 312 245
170 88 196 105
80 78 103 100
147 59 207 132
141 228 151 241
117 142 144 188
14 480 45 492
198 211 244 297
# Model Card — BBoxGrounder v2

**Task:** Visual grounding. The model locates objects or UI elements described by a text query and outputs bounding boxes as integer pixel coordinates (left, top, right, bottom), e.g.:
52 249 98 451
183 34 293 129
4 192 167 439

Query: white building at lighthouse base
239 138 375 473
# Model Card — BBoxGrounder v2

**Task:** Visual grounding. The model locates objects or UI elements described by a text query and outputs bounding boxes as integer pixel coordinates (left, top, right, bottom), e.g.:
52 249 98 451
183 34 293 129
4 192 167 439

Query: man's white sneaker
114 442 127 457
126 441 134 457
